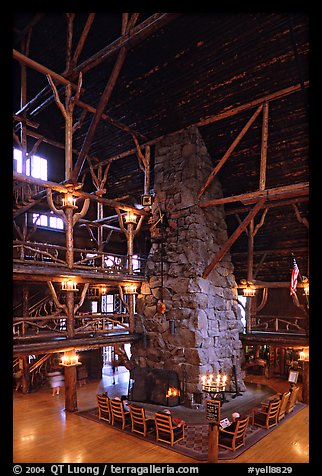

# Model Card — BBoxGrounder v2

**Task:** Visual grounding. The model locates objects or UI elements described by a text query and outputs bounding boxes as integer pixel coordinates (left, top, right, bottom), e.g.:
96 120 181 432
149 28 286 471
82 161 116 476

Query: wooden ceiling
13 12 309 284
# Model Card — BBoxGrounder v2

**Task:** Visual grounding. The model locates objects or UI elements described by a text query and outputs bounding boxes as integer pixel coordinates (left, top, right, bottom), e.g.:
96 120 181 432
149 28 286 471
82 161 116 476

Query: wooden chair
129 404 155 436
96 393 111 423
286 386 300 414
154 412 184 446
277 391 291 421
110 398 131 429
218 416 249 451
252 398 281 429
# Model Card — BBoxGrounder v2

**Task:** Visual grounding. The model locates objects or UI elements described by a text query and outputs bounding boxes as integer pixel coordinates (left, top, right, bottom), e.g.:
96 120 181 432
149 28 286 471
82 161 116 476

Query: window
13 148 47 180
32 212 64 231
101 294 114 313
237 295 247 333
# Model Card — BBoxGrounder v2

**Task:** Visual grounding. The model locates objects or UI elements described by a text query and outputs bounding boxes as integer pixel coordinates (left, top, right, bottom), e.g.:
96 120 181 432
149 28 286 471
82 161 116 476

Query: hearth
130 368 181 407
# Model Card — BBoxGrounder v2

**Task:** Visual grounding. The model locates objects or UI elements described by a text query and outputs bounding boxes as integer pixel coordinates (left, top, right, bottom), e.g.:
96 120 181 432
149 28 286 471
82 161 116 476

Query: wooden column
301 360 309 404
279 347 286 376
127 222 134 274
63 351 78 412
21 286 30 393
208 423 219 463
246 219 254 334
128 294 135 334
65 206 74 269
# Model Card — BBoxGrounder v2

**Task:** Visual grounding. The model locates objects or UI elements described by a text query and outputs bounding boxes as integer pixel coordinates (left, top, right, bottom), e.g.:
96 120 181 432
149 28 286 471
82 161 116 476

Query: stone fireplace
130 368 181 407
130 126 245 406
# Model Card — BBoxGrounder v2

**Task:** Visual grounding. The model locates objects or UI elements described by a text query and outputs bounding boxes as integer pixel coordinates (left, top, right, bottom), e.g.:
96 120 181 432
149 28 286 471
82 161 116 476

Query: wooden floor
13 372 309 465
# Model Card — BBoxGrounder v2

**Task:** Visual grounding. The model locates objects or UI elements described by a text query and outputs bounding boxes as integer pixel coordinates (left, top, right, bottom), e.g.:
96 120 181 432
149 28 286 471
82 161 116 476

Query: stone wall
130 126 245 404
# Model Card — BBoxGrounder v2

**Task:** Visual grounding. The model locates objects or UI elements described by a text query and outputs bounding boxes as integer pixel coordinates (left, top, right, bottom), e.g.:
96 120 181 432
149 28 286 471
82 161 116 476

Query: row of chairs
252 386 299 429
96 394 184 446
217 386 300 452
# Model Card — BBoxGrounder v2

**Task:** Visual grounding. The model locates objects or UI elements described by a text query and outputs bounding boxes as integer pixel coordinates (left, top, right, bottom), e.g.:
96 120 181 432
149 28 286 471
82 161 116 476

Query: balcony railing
13 312 131 342
13 240 146 275
250 314 307 334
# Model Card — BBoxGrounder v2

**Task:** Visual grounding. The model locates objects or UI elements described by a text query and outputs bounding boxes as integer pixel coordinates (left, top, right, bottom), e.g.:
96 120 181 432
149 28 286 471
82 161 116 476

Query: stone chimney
131 126 245 405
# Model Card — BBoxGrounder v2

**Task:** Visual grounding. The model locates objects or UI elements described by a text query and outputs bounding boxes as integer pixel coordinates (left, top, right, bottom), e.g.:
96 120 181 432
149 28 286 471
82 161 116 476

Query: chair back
278 391 291 420
154 412 174 431
219 415 249 451
235 416 249 439
286 386 299 413
267 399 281 424
129 404 152 436
129 404 146 424
154 411 184 445
96 394 111 422
110 398 130 429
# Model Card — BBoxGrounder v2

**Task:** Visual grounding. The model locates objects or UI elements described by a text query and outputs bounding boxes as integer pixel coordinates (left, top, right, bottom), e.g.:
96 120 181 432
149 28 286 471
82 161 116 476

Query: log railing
13 312 131 341
250 315 307 334
13 239 146 275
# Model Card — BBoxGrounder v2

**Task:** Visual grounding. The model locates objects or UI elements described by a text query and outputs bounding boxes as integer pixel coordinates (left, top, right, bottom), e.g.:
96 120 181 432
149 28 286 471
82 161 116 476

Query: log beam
197 105 263 199
199 182 309 208
12 172 147 216
202 198 265 279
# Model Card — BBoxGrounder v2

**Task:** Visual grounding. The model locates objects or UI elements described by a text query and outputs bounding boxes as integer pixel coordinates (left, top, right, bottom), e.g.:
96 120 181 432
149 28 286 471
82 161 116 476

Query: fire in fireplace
130 368 181 407
166 386 181 407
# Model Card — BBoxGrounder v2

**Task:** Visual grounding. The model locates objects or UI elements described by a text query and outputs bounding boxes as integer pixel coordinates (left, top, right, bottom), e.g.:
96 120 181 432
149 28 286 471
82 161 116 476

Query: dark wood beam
13 172 147 216
71 45 128 181
13 333 142 356
197 105 263 199
73 13 180 75
202 198 265 279
13 262 145 285
199 182 309 208
225 197 308 215
85 81 309 172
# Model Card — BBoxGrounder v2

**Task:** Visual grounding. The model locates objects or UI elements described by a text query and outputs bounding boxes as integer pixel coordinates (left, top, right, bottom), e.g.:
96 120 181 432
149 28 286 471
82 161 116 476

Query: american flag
290 256 299 296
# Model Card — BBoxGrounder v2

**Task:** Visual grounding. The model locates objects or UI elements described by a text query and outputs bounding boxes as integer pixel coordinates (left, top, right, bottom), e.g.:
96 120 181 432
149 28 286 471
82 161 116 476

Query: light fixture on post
59 349 81 367
61 279 79 292
302 276 309 296
100 286 107 295
299 347 309 362
123 283 138 295
241 280 256 297
124 211 138 225
61 192 77 209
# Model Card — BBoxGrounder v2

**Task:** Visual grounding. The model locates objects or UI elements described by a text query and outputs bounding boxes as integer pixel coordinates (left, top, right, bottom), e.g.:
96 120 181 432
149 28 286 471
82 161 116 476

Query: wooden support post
208 423 219 463
246 219 254 334
66 291 75 339
21 356 30 394
198 105 263 199
203 198 265 279
279 347 286 376
301 360 309 404
128 294 135 334
65 207 74 269
127 222 134 274
259 102 269 191
63 354 78 412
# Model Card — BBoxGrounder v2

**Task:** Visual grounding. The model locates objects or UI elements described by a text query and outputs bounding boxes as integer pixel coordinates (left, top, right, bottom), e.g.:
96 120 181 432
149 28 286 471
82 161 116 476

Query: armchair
110 398 131 429
129 404 155 436
96 393 111 423
286 386 300 414
218 415 250 451
277 391 291 421
154 412 185 446
252 398 281 429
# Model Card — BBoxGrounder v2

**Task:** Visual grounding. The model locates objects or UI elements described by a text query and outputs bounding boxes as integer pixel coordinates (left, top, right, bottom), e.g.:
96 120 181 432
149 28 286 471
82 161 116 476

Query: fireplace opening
130 368 181 406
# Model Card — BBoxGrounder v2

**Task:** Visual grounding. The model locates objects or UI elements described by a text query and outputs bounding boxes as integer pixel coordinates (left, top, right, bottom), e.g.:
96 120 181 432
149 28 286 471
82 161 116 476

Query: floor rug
77 402 306 461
